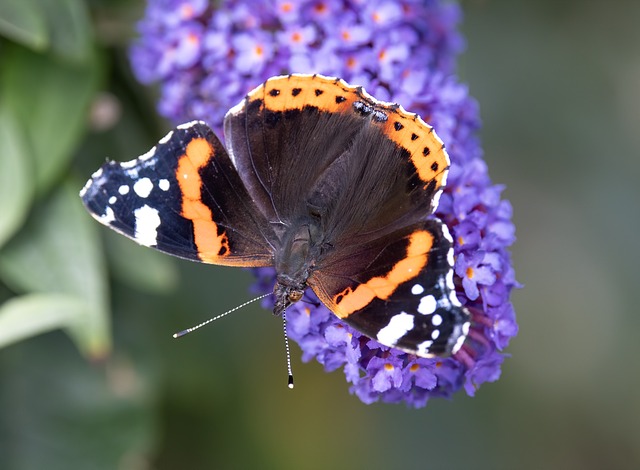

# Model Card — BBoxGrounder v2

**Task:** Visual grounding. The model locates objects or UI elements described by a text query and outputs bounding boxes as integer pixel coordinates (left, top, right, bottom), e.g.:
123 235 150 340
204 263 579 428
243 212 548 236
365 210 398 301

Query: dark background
0 1 638 469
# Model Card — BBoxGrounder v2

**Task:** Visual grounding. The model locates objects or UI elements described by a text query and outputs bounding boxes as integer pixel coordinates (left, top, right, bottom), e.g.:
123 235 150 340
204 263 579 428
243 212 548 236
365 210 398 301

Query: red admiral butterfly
81 74 470 357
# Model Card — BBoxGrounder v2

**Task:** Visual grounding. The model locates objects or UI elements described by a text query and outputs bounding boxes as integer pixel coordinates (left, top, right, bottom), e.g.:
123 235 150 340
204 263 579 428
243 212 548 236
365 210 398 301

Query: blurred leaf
0 336 156 470
0 0 48 50
42 0 92 63
0 181 111 358
0 43 101 194
106 230 179 293
0 293 86 349
0 106 32 249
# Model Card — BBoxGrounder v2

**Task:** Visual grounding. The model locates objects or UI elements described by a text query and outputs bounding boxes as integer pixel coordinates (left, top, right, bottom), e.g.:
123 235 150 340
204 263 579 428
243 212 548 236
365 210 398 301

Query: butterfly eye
288 290 303 303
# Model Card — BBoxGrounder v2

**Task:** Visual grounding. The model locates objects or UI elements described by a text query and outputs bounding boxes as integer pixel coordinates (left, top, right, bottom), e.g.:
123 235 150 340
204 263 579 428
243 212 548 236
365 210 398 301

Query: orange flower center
384 363 394 371
181 4 194 18
187 33 199 45
466 267 474 279
314 2 327 13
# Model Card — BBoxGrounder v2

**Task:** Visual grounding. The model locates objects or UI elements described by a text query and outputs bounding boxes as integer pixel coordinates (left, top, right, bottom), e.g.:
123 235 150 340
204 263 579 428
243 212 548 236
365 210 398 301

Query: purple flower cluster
131 0 464 130
130 0 519 407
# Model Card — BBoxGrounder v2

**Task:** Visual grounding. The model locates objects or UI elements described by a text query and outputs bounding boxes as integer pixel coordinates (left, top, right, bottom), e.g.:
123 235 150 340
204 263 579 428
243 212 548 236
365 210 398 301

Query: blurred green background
1 0 639 469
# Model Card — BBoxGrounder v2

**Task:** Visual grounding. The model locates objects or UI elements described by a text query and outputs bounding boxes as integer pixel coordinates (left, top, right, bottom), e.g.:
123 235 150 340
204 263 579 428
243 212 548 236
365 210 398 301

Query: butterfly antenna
282 310 295 389
172 293 270 338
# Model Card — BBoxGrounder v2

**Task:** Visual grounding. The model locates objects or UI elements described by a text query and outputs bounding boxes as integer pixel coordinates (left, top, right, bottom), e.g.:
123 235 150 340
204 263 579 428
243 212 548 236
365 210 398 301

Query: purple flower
129 0 519 407
277 24 317 52
363 1 403 27
456 252 497 301
464 353 505 397
232 32 274 73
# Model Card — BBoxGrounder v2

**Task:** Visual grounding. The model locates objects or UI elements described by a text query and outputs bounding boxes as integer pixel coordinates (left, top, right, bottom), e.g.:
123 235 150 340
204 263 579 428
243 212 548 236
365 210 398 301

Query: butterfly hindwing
80 121 275 267
309 218 470 356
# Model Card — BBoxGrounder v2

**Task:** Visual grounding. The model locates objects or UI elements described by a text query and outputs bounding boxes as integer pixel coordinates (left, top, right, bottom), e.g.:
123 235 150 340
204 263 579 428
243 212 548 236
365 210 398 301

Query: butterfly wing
224 74 467 356
81 121 275 267
224 74 449 240
309 219 470 357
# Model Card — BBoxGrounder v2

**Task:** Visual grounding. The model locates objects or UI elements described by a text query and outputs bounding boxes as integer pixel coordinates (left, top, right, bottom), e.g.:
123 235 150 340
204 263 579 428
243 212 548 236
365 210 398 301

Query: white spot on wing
417 340 433 356
177 120 205 130
108 196 117 205
449 290 461 306
431 189 443 211
451 321 470 354
139 146 156 161
133 177 154 198
79 180 92 198
446 270 455 290
159 130 173 144
159 179 170 191
418 295 437 315
377 312 414 347
118 185 129 195
120 159 138 169
431 329 440 340
134 205 161 247
447 247 454 267
411 284 424 295
440 162 449 187
431 314 443 326
441 223 453 242
99 206 115 223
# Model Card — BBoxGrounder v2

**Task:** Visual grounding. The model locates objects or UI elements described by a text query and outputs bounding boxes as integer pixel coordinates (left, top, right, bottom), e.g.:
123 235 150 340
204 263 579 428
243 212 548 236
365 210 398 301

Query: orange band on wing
332 230 433 318
249 75 449 186
176 138 230 262
381 116 448 186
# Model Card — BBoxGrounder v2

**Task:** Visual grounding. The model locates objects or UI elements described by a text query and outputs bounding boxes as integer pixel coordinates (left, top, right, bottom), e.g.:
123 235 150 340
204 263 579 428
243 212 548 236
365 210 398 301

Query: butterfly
80 74 470 358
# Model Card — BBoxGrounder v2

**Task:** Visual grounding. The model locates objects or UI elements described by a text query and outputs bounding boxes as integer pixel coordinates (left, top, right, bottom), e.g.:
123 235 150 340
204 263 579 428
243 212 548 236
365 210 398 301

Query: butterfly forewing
224 74 450 241
81 121 275 266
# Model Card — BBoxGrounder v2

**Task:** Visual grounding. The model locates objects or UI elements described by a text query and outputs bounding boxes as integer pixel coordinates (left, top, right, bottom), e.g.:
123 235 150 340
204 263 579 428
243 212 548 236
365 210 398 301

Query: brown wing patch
327 230 434 319
176 138 230 263
246 74 449 188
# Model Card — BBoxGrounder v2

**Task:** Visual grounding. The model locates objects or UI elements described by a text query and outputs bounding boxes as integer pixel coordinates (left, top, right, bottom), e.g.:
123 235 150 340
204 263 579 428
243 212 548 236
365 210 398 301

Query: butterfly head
273 280 305 316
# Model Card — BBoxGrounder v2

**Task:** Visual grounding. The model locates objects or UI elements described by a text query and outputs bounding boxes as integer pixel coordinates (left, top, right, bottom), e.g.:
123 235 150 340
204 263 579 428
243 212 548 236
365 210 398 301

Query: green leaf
0 293 87 349
0 335 156 470
0 43 102 194
0 0 48 51
0 181 111 358
41 0 92 63
0 105 32 249
106 230 179 293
